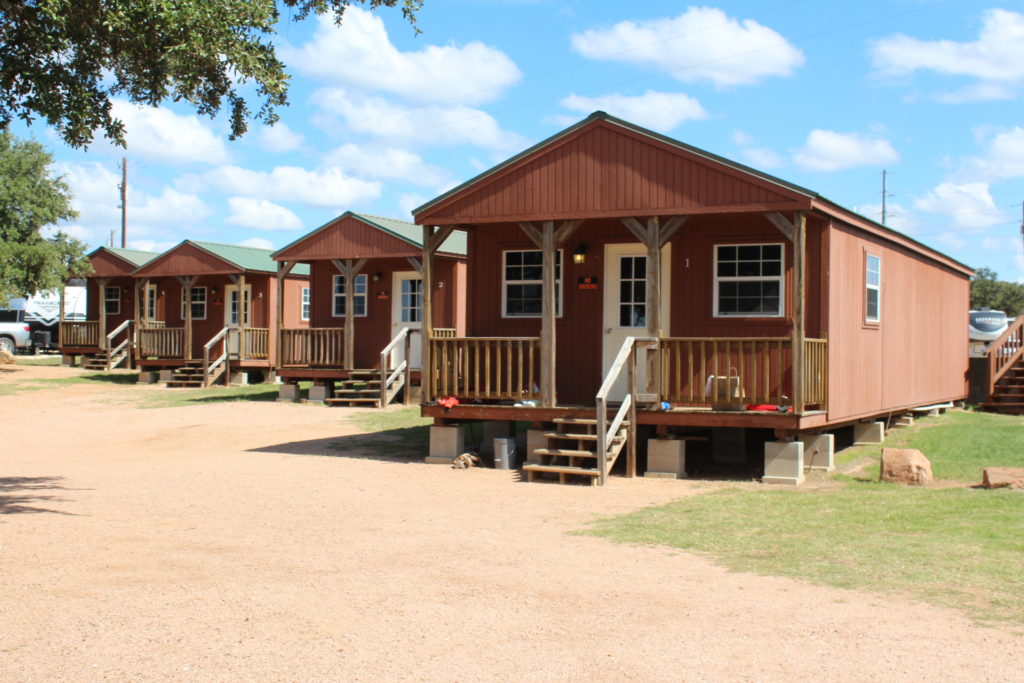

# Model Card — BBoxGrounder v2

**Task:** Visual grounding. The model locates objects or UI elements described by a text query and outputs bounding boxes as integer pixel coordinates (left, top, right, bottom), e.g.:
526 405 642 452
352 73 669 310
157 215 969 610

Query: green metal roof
190 241 310 276
91 246 160 268
351 212 467 255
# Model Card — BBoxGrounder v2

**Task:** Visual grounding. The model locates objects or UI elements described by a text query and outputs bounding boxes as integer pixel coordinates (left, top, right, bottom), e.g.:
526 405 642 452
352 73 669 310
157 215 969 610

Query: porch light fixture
573 243 588 264
373 271 383 282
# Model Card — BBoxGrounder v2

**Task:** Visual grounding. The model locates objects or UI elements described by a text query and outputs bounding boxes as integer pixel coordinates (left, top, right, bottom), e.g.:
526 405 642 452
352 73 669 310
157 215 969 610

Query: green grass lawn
585 410 1024 628
326 407 433 459
15 356 62 366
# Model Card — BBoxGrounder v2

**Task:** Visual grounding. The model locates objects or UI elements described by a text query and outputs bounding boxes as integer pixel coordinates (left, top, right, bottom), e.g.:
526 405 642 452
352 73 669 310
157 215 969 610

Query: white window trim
104 286 121 315
399 279 422 323
301 287 310 321
331 274 368 318
180 286 207 321
865 253 881 324
500 249 564 319
145 283 157 320
712 242 785 318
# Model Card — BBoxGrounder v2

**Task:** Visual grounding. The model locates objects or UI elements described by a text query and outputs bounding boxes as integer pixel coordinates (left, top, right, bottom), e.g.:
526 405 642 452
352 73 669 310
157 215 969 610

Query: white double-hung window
713 243 784 317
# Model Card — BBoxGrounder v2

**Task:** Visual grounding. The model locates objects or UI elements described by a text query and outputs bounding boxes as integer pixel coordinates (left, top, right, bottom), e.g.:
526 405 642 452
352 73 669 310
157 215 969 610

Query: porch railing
380 327 413 407
241 327 270 361
427 337 541 401
279 327 345 367
988 316 1024 397
658 337 827 409
60 321 100 348
138 327 185 359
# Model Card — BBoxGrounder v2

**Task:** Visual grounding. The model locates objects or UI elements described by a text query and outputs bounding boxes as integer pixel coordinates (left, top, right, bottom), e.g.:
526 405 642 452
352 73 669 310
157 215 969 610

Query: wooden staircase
983 357 1024 414
523 417 629 485
981 316 1024 415
81 346 130 371
166 362 207 388
327 371 383 407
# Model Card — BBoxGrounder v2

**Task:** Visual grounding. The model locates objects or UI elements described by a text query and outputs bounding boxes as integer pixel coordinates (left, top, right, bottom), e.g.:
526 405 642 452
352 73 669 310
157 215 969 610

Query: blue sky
16 0 1024 281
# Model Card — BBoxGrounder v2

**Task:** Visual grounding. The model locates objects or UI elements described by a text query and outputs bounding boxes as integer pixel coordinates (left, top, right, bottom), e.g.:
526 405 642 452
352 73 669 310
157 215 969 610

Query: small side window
865 254 881 324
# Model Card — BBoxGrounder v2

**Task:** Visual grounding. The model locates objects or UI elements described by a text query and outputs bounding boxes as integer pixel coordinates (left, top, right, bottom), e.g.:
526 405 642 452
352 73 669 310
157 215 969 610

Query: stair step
522 463 600 476
533 448 598 458
542 432 624 442
552 417 630 426
325 397 382 405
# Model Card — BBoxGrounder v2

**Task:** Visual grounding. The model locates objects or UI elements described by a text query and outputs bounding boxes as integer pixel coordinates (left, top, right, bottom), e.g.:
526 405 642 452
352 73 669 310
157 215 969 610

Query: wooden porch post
238 273 247 360
421 226 434 402
420 225 455 402
276 262 296 370
765 210 807 414
792 212 806 414
179 275 195 361
331 258 367 371
518 219 582 408
134 278 144 364
96 277 108 349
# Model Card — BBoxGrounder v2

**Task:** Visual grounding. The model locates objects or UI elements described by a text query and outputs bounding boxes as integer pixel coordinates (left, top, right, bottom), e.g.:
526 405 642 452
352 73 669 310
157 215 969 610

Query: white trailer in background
2 285 86 350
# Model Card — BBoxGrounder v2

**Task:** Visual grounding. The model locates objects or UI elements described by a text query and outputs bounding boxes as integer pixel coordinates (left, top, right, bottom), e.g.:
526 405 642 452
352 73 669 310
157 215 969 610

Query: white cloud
854 202 919 232
399 193 427 219
914 182 1007 229
255 122 304 153
311 89 528 151
200 164 381 209
55 161 212 247
111 100 227 164
793 130 898 171
225 197 304 231
731 130 784 169
129 239 177 253
959 126 1024 181
559 91 707 132
871 9 1024 101
571 7 804 88
237 237 275 250
282 10 521 105
323 143 449 186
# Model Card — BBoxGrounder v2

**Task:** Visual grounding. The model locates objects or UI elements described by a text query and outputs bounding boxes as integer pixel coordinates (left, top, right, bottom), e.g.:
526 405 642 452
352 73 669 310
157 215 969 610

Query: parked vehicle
0 314 32 353
4 286 86 351
969 309 1012 357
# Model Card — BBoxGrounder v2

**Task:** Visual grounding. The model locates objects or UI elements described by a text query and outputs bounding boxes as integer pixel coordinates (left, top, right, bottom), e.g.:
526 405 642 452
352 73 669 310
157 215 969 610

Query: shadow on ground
0 476 79 515
249 425 429 464
81 372 140 385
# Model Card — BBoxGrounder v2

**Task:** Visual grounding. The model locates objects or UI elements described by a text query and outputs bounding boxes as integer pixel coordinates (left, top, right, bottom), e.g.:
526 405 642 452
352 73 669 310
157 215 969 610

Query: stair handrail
596 336 652 486
105 319 133 370
202 326 231 388
988 315 1024 398
380 327 412 407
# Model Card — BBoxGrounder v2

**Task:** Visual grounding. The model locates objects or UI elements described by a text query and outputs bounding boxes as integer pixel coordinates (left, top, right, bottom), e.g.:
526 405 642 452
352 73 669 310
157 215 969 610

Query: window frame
332 274 368 318
300 287 310 322
864 252 881 326
145 283 157 320
103 286 121 316
500 249 563 319
712 242 786 319
180 286 207 321
399 278 423 323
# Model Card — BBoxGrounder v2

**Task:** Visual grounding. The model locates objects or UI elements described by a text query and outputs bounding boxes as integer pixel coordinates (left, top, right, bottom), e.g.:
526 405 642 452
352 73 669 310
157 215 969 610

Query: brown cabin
131 241 310 387
59 247 159 370
272 212 466 407
413 111 972 485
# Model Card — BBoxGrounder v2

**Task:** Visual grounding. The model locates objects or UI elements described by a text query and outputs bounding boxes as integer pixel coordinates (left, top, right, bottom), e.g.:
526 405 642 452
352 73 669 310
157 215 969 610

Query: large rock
0 349 16 364
982 467 1024 490
880 448 933 485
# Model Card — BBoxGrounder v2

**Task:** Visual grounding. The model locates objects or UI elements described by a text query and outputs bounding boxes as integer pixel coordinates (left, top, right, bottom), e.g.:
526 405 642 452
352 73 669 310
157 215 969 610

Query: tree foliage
0 0 422 148
0 131 88 298
970 267 1024 315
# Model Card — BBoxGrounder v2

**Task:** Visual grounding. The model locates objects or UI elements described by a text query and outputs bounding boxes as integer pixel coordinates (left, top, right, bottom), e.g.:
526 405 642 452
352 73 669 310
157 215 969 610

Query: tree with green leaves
970 267 1024 315
0 131 89 299
0 0 422 148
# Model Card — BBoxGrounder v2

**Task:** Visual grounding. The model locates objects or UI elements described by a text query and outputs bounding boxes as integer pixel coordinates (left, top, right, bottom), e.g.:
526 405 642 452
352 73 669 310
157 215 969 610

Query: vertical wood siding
275 214 424 261
419 122 806 225
307 257 462 369
826 223 969 420
465 215 824 405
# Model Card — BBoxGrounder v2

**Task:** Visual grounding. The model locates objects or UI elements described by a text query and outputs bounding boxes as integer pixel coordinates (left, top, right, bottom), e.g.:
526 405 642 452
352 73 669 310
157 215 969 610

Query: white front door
602 243 671 396
223 284 251 353
391 271 423 369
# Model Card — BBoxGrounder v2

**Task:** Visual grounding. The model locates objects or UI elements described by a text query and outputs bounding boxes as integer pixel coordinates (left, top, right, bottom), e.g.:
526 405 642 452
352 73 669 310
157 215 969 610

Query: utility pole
881 169 887 226
119 158 127 248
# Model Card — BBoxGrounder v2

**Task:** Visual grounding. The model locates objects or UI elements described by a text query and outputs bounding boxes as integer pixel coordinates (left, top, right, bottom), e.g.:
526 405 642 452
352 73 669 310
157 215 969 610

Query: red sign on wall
578 276 599 291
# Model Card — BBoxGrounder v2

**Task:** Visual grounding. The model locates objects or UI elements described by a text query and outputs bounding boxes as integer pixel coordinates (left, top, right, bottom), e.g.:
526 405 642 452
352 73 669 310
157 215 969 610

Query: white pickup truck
0 313 32 353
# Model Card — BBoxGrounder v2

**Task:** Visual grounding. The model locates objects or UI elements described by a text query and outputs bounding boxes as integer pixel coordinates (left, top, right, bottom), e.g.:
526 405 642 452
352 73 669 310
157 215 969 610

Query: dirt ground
2 363 1022 681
